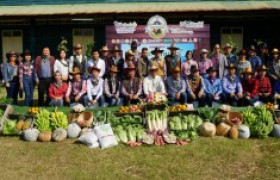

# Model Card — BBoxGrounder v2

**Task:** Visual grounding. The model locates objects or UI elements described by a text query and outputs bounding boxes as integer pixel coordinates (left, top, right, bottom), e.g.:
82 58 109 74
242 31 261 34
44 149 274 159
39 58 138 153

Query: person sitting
65 67 87 106
222 63 243 106
104 66 122 106
186 65 205 107
121 64 143 105
166 67 187 105
143 65 167 98
241 68 259 106
86 66 105 108
49 71 68 107
256 65 272 103
204 67 224 107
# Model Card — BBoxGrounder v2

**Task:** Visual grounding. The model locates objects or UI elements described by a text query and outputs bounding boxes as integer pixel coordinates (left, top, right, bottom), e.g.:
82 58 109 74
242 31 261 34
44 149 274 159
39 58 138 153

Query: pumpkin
216 123 231 136
23 128 39 142
229 126 238 140
77 112 93 127
199 122 216 137
38 131 52 142
16 120 25 130
52 128 67 142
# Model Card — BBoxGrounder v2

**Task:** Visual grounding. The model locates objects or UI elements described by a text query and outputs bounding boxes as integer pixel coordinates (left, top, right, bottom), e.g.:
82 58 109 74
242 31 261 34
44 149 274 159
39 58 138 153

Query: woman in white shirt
54 49 69 81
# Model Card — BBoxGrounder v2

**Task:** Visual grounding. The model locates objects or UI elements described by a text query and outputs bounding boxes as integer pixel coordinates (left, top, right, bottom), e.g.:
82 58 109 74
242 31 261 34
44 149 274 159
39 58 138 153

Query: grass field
1 88 280 179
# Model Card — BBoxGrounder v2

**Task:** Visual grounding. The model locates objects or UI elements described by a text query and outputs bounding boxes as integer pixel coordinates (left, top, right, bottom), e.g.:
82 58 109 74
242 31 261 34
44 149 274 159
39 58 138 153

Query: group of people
2 41 280 108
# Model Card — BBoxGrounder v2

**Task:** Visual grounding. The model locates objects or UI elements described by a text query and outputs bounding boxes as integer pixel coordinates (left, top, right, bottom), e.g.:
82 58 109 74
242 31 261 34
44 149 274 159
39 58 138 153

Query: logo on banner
179 21 204 28
145 15 168 39
114 21 137 34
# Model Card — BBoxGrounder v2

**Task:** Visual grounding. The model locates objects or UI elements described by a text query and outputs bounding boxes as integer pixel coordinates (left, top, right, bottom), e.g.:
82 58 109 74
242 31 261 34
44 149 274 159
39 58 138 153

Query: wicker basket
227 111 243 126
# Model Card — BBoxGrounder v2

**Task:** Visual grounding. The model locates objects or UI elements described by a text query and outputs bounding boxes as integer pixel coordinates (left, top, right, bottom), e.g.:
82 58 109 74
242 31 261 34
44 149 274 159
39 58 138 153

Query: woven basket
227 111 243 126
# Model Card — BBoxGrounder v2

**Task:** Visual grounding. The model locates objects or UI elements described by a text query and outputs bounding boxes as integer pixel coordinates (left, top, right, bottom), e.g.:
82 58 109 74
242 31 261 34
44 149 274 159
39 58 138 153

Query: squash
38 131 52 142
229 126 238 140
16 120 25 130
199 122 216 137
77 112 93 127
216 123 231 136
23 119 33 130
52 128 67 142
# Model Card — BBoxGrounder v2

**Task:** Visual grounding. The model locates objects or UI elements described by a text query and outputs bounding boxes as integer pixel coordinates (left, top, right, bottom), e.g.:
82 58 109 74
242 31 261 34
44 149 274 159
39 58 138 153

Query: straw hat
70 67 83 75
151 47 164 55
125 50 135 57
73 43 83 50
200 49 209 54
242 68 254 75
88 66 101 74
223 43 232 50
258 65 268 71
100 45 109 52
111 46 122 52
6 51 19 60
110 66 119 73
167 43 179 50
271 48 279 54
173 66 180 73
149 64 158 71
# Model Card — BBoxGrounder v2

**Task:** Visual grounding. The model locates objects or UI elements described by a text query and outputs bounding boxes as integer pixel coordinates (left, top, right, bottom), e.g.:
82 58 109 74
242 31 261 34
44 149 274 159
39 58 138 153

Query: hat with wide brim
111 46 122 52
207 67 217 73
73 44 83 50
88 66 101 74
237 49 247 56
258 65 268 71
125 64 136 70
70 67 83 75
110 66 119 73
242 68 254 75
249 45 257 52
272 48 279 54
190 65 199 73
151 47 164 55
223 43 232 50
227 63 237 70
125 50 135 57
20 50 32 58
200 49 209 54
173 66 181 73
167 43 179 50
100 46 109 52
149 64 158 71
6 51 19 59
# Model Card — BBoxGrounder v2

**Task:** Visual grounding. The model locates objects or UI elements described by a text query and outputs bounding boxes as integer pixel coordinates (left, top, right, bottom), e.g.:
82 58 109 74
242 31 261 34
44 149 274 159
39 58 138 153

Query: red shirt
49 82 68 99
242 78 259 98
256 76 272 94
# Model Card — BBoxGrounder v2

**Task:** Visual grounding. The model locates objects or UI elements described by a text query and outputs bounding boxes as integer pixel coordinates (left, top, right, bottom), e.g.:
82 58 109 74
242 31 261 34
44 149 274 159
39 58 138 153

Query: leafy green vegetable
50 110 68 130
2 119 22 135
35 109 51 132
200 109 218 124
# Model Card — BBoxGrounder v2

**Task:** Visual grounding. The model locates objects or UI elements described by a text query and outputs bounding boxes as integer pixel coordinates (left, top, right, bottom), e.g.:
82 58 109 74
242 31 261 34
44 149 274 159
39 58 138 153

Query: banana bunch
50 110 68 130
242 108 256 126
35 109 51 132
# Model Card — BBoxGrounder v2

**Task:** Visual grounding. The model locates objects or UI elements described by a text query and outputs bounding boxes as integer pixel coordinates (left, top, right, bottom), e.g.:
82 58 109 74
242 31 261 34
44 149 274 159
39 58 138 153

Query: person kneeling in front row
86 66 105 108
49 71 68 107
104 66 122 106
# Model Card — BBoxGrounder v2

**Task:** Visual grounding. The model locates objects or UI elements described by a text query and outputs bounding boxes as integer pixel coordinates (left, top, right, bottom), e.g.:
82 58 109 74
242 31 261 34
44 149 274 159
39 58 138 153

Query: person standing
204 67 224 107
186 65 205 107
69 44 88 77
181 50 198 78
248 45 262 71
65 67 87 106
122 64 143 105
211 44 228 79
49 71 68 107
267 48 280 86
150 47 165 78
105 45 124 80
104 66 122 106
259 43 270 67
87 49 106 77
19 50 37 106
198 49 212 78
137 47 150 80
100 45 110 62
54 48 69 81
236 49 251 77
3 51 20 105
222 63 243 106
34 47 55 106
124 50 137 69
223 43 237 65
126 41 140 61
166 67 187 105
165 43 181 76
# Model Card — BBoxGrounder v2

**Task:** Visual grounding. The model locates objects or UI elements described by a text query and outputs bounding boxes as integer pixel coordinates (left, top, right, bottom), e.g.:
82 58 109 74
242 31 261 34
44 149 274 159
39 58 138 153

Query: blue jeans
49 99 64 107
6 76 19 105
85 95 105 108
168 92 188 105
205 93 225 107
23 76 34 106
107 97 122 106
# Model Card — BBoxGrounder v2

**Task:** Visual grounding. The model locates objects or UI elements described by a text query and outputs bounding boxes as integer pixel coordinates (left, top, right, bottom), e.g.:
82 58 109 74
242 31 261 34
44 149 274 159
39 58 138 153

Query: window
221 27 243 52
2 30 23 62
73 29 94 54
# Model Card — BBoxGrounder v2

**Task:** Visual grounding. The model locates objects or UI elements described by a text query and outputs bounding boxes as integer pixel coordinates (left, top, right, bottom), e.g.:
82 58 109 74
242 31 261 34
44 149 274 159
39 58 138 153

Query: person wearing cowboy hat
104 66 122 106
222 63 243 106
137 47 150 80
165 43 181 76
65 67 87 106
86 66 105 108
143 64 167 98
198 48 212 78
3 51 20 105
236 49 251 77
181 50 198 77
105 45 124 80
150 47 165 78
166 66 187 105
121 64 143 105
87 48 106 77
204 67 224 107
49 70 68 107
126 40 140 61
124 50 137 70
211 44 228 80
223 43 237 65
34 47 56 106
100 45 110 61
186 65 205 107
69 43 88 76
18 49 37 106
54 48 69 81
267 48 280 85
248 45 262 72
256 65 273 103
241 68 259 106
259 43 270 66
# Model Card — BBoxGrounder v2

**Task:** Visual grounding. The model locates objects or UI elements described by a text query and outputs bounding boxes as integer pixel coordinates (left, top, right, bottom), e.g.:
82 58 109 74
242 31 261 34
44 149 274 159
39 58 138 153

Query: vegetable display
35 109 51 132
119 105 143 113
92 110 106 123
146 110 168 132
50 109 68 130
169 105 187 112
2 119 22 135
242 106 274 138
107 112 142 126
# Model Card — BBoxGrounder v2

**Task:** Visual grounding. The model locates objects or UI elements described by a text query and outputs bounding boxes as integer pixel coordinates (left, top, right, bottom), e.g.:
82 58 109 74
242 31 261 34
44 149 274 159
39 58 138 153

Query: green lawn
0 136 280 179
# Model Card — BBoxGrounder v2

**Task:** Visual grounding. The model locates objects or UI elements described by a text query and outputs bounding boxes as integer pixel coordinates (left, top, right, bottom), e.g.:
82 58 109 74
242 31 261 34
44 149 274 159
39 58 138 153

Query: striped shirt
19 62 34 84
65 80 87 98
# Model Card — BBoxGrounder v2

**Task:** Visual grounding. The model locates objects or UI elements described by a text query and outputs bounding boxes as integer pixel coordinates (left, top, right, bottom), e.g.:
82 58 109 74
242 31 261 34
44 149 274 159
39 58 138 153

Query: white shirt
86 58 106 77
143 75 166 96
54 59 69 77
87 77 104 101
